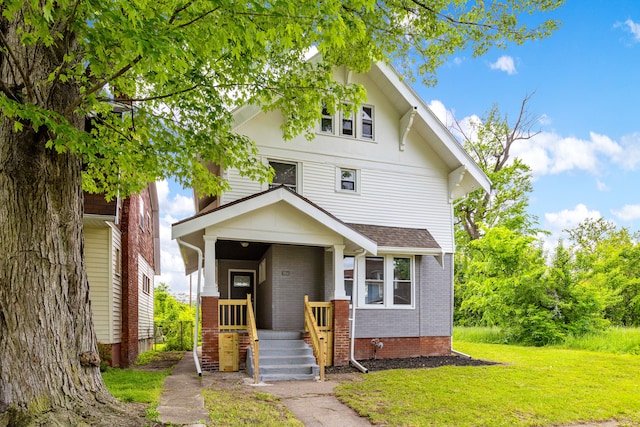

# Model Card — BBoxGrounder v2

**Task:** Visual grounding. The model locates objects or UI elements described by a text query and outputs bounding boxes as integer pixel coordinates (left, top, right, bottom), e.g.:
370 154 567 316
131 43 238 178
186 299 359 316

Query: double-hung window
361 106 374 139
321 104 334 133
340 104 355 137
344 256 354 304
337 167 358 193
268 160 298 192
361 255 413 308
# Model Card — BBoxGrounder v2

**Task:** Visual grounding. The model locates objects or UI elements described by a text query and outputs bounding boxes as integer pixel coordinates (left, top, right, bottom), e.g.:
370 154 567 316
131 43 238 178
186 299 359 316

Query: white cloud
511 130 640 177
156 179 195 217
539 204 602 254
489 55 517 75
596 179 608 191
544 204 602 232
623 19 640 41
612 204 640 222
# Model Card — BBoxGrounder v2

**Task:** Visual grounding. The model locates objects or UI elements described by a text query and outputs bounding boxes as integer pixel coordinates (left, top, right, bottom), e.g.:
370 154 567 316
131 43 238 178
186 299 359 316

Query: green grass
203 385 302 426
336 342 640 426
102 368 170 403
455 326 640 354
554 327 640 354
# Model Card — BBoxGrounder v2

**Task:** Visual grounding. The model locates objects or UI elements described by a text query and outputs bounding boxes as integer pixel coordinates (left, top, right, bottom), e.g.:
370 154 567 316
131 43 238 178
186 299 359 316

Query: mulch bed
325 355 497 374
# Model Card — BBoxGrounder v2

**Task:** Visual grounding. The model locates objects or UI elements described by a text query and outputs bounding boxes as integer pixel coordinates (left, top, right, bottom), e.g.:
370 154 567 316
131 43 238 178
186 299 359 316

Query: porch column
332 244 347 299
201 235 219 370
202 235 219 297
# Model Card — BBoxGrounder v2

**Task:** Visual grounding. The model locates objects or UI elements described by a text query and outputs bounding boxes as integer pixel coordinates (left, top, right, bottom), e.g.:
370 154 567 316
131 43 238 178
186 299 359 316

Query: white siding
226 71 458 251
138 255 155 340
85 227 111 343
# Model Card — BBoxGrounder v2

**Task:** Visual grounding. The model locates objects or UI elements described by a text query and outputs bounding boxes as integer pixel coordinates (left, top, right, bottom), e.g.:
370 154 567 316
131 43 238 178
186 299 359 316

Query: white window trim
356 254 415 309
317 103 376 142
335 167 360 194
320 104 334 135
360 104 374 140
265 158 302 194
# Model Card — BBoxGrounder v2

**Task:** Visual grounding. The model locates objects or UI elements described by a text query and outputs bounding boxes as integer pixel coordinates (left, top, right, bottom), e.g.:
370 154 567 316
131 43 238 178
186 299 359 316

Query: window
344 256 354 303
139 198 145 229
361 105 374 139
337 168 358 192
146 213 152 232
361 256 413 308
365 257 385 305
393 257 412 305
142 274 151 294
340 105 355 137
269 160 297 192
320 104 334 134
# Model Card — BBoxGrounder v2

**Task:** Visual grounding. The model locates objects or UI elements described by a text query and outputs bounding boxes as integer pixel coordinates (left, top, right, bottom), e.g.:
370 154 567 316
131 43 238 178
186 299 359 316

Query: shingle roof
347 223 441 249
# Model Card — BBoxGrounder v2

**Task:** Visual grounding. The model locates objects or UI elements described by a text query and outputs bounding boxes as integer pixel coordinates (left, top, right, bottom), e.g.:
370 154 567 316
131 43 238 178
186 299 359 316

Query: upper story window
340 104 355 137
321 105 334 134
320 103 374 140
269 160 298 192
361 106 374 139
336 167 358 193
139 198 145 229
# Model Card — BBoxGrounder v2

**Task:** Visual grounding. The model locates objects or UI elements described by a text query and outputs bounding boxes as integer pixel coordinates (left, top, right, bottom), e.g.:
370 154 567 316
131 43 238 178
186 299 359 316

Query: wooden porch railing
308 299 333 366
304 295 326 381
245 294 260 384
218 296 260 384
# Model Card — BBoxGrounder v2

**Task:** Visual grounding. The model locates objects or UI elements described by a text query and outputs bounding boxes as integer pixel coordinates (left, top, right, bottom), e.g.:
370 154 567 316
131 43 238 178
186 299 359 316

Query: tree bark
0 13 115 426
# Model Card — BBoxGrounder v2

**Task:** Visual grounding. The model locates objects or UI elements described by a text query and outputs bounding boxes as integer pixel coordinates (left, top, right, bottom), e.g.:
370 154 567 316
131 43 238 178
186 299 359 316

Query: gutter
349 250 368 374
176 239 203 376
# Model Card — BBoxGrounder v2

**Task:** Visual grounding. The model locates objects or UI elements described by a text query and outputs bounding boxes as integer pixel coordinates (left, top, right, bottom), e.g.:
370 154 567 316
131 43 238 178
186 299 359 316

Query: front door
229 270 255 301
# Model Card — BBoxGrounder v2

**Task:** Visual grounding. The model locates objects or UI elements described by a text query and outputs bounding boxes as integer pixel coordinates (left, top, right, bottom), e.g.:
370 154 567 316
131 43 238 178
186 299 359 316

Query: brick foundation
201 296 220 371
354 336 451 360
332 299 350 366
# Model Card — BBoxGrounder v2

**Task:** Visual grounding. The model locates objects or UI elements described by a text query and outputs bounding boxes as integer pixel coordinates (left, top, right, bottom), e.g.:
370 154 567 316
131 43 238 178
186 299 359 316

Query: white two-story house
172 59 489 375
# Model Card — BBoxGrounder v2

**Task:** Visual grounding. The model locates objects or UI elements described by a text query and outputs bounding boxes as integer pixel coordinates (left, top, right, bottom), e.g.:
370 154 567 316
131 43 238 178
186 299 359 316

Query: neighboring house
83 183 161 367
172 60 490 373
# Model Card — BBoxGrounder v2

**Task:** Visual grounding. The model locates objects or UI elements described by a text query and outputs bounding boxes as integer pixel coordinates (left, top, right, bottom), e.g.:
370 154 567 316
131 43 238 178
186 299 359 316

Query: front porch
200 294 349 382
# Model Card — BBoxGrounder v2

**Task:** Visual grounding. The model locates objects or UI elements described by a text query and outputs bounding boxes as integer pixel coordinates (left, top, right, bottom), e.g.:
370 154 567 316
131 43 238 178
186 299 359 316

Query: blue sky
157 1 640 294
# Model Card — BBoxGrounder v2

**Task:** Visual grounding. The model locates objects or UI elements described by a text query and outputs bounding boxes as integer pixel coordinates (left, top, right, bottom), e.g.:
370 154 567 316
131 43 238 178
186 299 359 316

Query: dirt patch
325 354 497 375
132 351 185 371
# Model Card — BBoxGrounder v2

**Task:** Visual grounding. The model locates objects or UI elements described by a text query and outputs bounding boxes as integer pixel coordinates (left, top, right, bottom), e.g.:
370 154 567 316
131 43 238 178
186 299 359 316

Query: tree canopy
1 0 562 199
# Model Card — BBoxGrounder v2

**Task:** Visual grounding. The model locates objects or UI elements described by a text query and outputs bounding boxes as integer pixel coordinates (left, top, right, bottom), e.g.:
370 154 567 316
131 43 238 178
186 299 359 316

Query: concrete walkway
157 352 371 426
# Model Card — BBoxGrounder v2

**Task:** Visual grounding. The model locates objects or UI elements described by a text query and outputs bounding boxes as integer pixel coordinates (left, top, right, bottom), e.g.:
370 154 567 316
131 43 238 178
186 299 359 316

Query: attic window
340 105 355 137
361 106 373 139
320 105 333 133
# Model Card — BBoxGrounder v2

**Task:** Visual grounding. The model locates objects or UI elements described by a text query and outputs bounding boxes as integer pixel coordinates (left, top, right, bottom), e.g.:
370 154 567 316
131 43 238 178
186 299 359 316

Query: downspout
350 249 368 373
176 239 203 376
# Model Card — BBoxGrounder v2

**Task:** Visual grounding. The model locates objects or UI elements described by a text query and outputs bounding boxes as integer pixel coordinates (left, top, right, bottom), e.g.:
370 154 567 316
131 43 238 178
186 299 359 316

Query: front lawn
335 342 640 426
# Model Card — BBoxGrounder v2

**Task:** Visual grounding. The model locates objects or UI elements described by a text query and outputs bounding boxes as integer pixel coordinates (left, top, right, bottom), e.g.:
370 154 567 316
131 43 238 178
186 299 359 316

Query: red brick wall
83 192 117 216
135 188 155 272
120 196 139 367
332 299 350 366
201 296 219 371
354 336 451 360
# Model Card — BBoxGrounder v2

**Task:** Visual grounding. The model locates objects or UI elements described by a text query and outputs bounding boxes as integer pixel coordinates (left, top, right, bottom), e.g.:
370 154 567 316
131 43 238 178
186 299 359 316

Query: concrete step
258 330 303 340
246 333 320 382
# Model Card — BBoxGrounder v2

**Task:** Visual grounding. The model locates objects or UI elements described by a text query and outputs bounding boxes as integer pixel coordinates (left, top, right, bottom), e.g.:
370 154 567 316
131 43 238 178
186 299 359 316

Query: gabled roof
231 59 491 200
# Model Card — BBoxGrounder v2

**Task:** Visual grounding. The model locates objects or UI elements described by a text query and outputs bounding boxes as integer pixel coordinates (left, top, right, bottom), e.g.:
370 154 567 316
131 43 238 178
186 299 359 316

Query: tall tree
453 94 541 244
0 0 563 424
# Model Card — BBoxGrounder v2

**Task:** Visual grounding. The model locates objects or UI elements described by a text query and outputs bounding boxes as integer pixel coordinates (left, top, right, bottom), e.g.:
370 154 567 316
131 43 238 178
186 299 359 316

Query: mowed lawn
335 342 640 426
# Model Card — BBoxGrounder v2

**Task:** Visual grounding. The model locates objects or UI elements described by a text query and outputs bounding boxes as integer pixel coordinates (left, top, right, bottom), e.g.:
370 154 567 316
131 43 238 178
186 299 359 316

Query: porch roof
347 223 441 253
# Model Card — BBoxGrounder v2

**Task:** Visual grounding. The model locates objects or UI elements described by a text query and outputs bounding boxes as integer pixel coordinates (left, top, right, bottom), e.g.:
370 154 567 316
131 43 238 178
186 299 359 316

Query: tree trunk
0 14 117 426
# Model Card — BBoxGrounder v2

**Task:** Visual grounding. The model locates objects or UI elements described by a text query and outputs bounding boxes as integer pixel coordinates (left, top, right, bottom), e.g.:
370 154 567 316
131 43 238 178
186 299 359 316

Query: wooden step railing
218 296 259 384
304 295 326 381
